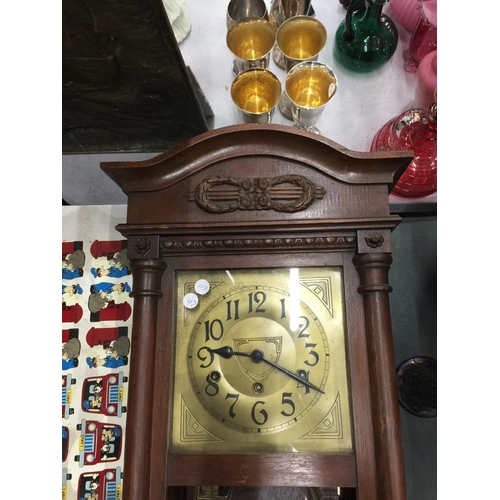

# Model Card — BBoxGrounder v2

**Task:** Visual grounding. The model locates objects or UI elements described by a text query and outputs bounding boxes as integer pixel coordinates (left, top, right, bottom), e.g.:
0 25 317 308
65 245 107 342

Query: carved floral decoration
190 175 325 214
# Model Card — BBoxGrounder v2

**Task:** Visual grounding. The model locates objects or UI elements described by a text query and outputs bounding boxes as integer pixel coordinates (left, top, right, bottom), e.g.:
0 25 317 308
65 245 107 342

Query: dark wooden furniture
62 0 211 153
102 123 413 500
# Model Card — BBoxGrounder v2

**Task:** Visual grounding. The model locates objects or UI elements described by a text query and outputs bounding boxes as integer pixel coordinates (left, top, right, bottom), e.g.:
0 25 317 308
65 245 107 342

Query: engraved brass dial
190 285 329 432
171 267 353 454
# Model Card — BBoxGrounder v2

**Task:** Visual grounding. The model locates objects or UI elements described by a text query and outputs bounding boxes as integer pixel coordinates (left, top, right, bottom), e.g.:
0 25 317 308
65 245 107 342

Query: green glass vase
334 0 398 72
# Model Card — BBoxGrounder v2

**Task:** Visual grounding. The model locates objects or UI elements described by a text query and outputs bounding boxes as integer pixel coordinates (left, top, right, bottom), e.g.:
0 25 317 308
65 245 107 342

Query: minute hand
210 346 325 394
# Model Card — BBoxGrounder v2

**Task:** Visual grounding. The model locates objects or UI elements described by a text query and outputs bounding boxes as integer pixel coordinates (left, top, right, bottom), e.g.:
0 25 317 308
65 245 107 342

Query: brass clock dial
190 284 329 432
171 267 353 454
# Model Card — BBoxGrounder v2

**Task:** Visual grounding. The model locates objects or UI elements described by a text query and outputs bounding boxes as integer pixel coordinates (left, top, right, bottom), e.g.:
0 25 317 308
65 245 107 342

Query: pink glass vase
403 0 437 72
370 102 437 198
414 50 437 111
389 0 421 31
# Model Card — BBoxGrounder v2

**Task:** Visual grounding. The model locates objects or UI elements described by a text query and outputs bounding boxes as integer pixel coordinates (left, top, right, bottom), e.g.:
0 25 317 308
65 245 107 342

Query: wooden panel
342 253 377 500
149 264 176 500
167 453 357 488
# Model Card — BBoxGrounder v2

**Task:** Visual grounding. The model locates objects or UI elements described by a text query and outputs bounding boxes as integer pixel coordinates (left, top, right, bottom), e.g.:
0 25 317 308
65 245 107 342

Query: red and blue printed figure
75 420 123 467
77 467 122 500
88 283 131 319
86 336 130 369
63 241 85 279
91 282 131 295
91 248 130 278
81 372 128 417
63 283 83 296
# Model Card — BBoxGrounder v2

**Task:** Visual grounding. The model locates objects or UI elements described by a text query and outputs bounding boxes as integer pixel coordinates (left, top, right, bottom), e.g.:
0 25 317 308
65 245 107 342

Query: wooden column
124 257 167 500
353 252 407 500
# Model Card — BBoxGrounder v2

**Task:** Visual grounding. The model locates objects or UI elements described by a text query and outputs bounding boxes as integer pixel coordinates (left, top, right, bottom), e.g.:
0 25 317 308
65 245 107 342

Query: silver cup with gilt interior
275 16 327 119
271 2 316 68
226 17 277 76
285 61 338 134
226 0 269 29
270 0 313 28
276 15 327 72
231 68 282 124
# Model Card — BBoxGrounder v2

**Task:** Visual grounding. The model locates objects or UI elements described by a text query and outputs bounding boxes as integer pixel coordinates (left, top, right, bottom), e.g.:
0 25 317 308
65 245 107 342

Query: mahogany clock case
101 123 413 500
160 251 362 488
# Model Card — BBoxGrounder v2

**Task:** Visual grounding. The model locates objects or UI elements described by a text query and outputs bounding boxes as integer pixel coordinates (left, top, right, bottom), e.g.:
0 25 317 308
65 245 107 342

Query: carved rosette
189 175 325 213
365 232 384 248
134 237 152 255
161 235 356 256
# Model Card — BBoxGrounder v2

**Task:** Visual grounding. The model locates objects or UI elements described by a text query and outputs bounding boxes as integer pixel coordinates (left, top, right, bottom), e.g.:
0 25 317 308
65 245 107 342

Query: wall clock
102 123 413 500
171 266 352 455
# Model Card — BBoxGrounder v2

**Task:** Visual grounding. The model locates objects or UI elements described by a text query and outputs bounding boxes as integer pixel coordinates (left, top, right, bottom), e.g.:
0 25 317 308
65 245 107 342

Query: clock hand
210 346 252 359
253 349 326 394
210 346 325 394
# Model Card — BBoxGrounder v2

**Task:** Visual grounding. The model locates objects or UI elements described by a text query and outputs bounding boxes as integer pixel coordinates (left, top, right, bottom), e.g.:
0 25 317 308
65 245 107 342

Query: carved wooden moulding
189 175 325 214
160 235 356 256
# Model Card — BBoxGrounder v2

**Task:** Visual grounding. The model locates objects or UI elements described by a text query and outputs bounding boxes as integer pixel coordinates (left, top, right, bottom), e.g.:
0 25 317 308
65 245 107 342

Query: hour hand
209 346 251 359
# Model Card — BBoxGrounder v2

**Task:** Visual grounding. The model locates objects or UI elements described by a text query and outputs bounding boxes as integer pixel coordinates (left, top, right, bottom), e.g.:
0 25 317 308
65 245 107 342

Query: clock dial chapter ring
188 285 330 433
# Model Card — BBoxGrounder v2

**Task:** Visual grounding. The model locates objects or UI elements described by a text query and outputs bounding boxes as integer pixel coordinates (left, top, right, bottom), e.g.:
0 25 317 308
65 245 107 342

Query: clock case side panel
144 251 377 497
341 252 378 500
148 261 177 500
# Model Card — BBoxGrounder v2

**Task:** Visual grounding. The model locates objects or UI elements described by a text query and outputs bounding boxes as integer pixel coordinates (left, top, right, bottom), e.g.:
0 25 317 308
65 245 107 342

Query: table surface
179 0 436 211
61 0 437 212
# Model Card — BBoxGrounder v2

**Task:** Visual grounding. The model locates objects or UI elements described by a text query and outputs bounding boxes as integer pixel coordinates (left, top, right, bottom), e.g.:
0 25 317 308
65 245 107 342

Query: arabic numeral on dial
251 401 268 425
298 316 310 338
280 392 296 417
205 372 220 396
226 299 240 320
296 370 311 395
225 393 240 418
280 298 286 319
197 346 214 368
204 319 224 342
248 291 267 313
304 343 319 366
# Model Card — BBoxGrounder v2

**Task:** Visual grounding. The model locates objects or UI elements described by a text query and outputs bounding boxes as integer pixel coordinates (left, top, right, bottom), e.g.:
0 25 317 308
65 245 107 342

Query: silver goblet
270 0 315 68
231 68 282 124
226 17 277 76
285 61 338 134
275 16 327 120
226 0 269 28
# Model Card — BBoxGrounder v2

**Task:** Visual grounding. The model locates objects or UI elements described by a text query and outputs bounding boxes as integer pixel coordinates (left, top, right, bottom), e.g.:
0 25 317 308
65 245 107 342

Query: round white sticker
195 279 210 295
183 293 199 309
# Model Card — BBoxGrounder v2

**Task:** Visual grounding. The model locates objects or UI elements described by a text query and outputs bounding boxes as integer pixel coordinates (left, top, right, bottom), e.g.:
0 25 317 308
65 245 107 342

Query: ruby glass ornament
370 102 437 197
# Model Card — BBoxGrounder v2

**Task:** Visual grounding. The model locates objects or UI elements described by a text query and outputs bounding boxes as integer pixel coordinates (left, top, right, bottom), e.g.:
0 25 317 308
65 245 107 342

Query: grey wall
390 216 437 500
